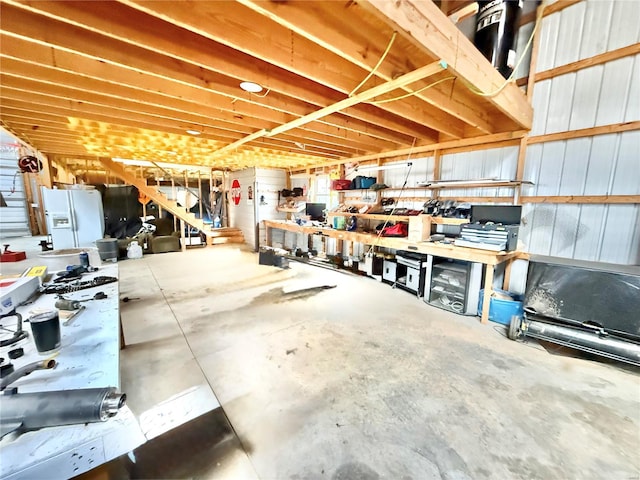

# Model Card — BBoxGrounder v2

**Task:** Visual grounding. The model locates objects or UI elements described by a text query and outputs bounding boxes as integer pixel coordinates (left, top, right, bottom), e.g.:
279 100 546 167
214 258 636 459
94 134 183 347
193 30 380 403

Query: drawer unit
383 258 397 284
424 256 482 315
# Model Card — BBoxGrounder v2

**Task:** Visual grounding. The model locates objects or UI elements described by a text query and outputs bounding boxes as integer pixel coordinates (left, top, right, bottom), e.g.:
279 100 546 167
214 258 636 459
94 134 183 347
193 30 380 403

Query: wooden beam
1 47 402 151
236 0 494 134
361 0 533 130
213 61 447 157
437 196 515 203
535 43 640 83
528 121 640 144
522 195 640 204
542 0 584 18
117 0 463 138
514 137 528 204
9 0 443 140
0 7 417 147
432 150 442 199
519 0 583 27
526 4 545 100
352 130 528 164
0 56 385 155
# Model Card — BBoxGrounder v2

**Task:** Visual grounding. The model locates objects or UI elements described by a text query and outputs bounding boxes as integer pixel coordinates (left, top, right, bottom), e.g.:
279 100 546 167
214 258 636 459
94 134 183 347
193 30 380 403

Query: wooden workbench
0 265 146 480
263 219 525 324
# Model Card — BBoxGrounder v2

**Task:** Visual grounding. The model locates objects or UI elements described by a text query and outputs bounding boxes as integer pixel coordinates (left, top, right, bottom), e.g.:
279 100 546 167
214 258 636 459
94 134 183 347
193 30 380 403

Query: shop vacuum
474 0 525 79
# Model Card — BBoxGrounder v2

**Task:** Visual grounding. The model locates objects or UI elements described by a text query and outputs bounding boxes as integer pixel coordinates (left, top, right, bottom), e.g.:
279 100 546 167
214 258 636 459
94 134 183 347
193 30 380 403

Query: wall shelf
327 211 411 221
382 180 533 191
325 212 468 225
276 204 305 213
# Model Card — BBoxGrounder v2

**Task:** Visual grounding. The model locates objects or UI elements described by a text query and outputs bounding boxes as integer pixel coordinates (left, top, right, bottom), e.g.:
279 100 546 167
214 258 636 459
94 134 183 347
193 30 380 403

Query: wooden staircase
98 157 244 245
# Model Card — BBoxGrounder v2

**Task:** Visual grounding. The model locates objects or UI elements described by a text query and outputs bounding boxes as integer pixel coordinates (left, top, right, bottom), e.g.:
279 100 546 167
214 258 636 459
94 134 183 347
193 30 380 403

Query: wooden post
209 169 214 228
432 150 442 200
198 170 203 223
156 178 163 217
221 171 227 227
180 218 186 252
22 173 39 235
515 1 544 204
171 178 177 231
514 137 528 204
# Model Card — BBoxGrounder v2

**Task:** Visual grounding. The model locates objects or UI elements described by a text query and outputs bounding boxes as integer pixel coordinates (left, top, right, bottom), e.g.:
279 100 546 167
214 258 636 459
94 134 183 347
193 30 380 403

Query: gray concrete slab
119 246 639 480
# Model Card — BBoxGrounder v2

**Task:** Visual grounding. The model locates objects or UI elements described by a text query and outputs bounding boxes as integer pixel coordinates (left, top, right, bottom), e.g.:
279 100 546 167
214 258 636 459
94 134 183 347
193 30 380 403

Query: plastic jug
127 241 143 259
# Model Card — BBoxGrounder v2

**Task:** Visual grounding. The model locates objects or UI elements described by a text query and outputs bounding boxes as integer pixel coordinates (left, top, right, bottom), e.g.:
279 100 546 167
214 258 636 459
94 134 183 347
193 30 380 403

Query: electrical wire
8 171 19 195
369 76 456 105
349 31 398 97
365 138 416 257
465 1 545 98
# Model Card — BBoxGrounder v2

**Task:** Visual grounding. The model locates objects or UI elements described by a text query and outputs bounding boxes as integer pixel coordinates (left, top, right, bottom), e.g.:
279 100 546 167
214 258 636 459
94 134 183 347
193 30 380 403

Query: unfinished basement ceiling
0 0 532 172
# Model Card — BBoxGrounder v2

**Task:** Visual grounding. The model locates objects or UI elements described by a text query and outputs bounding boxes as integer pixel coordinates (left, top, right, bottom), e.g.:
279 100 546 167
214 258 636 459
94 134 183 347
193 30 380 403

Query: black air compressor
474 0 524 79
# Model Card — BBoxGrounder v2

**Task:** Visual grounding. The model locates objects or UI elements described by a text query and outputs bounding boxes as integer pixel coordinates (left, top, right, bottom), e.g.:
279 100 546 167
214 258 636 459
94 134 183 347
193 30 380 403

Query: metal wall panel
256 168 287 250
553 1 586 67
608 0 640 50
580 0 615 58
596 57 635 126
545 74 576 133
228 168 257 248
626 55 639 122
487 1 639 265
569 66 604 130
537 0 639 73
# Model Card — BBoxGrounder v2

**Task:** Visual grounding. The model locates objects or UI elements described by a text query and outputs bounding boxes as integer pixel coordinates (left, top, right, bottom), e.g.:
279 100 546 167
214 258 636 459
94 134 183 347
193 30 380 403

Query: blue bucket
478 289 524 325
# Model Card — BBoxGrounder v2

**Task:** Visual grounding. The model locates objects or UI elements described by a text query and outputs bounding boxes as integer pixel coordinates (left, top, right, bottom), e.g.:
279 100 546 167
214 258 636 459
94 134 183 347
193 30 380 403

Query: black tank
474 0 524 79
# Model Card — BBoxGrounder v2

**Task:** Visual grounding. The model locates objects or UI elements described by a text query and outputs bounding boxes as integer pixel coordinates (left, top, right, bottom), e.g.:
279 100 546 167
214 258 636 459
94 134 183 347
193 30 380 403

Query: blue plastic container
477 289 523 325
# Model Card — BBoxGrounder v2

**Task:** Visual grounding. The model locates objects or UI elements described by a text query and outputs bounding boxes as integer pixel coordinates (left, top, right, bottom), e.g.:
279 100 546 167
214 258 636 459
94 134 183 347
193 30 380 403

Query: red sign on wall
231 179 241 205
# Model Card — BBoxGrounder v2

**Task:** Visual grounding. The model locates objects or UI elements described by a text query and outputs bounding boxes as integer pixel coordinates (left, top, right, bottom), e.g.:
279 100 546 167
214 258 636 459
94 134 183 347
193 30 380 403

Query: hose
0 358 57 391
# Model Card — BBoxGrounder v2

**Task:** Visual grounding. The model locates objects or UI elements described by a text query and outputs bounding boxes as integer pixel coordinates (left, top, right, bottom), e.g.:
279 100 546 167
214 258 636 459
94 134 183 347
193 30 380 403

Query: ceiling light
240 81 263 93
186 129 201 135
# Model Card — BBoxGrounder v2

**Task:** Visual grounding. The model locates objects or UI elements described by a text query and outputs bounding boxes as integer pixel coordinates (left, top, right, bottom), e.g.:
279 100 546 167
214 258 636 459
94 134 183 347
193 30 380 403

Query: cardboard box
408 215 432 242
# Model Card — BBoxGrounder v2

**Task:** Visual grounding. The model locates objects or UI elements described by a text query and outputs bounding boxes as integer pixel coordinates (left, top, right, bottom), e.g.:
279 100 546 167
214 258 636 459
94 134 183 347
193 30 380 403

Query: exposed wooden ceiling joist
0 0 533 173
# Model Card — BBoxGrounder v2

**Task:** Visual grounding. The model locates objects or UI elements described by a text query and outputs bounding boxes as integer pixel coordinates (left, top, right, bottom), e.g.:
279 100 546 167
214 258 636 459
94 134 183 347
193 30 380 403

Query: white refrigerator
42 188 105 249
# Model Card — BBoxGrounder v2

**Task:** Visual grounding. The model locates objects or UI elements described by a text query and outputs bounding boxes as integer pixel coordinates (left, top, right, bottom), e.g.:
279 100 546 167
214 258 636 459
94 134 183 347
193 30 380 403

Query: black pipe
0 359 57 391
516 316 640 367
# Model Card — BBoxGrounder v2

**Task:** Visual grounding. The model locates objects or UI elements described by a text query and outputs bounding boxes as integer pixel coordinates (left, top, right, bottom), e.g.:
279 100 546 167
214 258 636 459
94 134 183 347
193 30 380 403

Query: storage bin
477 289 523 325
331 179 352 190
96 238 119 262
351 176 376 189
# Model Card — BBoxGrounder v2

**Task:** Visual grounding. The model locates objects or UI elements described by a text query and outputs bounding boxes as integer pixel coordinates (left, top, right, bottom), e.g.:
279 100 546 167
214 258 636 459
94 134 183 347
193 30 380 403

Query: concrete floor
2 237 640 479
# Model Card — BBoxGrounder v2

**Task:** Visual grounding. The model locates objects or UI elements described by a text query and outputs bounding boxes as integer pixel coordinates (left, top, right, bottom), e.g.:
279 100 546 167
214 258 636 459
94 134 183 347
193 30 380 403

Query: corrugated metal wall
256 168 287 250
372 0 640 266
229 167 286 250
228 168 258 248
0 130 30 238
522 0 640 265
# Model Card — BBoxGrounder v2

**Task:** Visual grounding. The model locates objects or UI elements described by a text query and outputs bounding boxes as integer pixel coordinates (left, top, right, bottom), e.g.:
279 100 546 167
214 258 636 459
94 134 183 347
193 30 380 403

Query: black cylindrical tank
474 0 524 79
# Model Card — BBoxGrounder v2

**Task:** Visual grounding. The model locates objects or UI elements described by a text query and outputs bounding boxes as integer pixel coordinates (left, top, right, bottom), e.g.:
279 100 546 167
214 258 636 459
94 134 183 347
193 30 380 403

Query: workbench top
0 264 145 480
